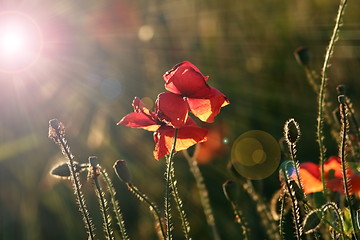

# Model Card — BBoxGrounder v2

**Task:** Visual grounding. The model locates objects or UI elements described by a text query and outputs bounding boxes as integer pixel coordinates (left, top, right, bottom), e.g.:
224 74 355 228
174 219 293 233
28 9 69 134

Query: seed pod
294 46 311 67
303 209 322 234
336 84 346 95
51 162 80 177
284 118 301 145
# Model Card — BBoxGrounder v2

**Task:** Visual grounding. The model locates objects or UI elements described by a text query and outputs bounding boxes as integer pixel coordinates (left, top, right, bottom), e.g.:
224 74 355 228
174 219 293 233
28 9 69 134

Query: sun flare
0 11 42 73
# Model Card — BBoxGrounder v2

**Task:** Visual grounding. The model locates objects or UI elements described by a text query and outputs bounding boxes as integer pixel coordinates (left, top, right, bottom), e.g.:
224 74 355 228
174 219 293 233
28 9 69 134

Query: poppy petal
117 112 160 131
153 123 208 160
164 61 208 83
155 92 188 128
187 87 229 123
132 97 157 119
164 62 212 98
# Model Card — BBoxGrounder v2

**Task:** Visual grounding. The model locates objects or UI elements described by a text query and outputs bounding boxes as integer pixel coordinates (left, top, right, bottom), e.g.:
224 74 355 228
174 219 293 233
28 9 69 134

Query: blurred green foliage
1 0 360 239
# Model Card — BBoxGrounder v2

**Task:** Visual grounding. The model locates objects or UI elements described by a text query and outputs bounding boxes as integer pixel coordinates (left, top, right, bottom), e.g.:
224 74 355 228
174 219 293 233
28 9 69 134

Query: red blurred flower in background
163 61 229 123
298 156 360 194
118 93 208 160
193 123 228 164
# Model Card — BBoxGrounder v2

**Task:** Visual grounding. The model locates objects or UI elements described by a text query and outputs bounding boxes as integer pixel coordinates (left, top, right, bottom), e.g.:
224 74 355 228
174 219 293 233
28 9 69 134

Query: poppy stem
90 164 114 240
230 202 250 240
126 183 165 240
317 0 347 197
166 129 191 240
241 181 279 239
100 168 130 240
339 101 358 239
165 151 173 240
182 150 220 240
279 196 286 240
280 167 302 240
48 120 95 240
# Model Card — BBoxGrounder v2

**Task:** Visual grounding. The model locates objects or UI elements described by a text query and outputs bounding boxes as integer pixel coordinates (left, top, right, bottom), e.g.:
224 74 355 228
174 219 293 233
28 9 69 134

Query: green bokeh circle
231 130 280 180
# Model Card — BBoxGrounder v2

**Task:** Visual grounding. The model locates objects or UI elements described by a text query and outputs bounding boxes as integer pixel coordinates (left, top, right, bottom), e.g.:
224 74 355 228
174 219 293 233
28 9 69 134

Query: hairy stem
317 0 348 196
281 169 302 240
339 103 358 239
100 168 130 240
183 150 220 240
54 129 95 240
166 129 191 239
94 175 113 240
127 183 166 240
231 202 250 240
279 197 286 240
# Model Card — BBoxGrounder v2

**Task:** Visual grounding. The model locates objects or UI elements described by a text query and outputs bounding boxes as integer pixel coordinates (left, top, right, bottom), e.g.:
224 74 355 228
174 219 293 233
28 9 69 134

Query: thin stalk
167 129 191 239
230 202 250 240
339 103 358 240
100 168 130 240
242 181 280 239
165 149 173 240
94 175 114 240
279 197 286 240
127 183 166 240
183 150 220 240
282 169 302 240
51 125 95 240
289 145 305 195
317 0 348 196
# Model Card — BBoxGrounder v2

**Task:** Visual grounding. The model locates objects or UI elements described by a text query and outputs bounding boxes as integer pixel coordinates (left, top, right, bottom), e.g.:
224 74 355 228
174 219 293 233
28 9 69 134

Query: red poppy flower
118 93 208 160
163 61 229 123
298 156 360 194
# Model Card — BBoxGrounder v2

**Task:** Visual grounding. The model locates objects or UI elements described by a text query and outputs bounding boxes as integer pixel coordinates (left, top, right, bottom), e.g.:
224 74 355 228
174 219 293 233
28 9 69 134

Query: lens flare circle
231 130 280 180
0 11 43 73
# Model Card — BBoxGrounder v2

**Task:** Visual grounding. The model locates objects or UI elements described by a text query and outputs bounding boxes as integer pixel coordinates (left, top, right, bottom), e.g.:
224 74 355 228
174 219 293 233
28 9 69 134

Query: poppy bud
336 84 346 95
294 46 311 67
89 156 99 167
284 118 301 145
303 209 323 234
49 118 61 130
88 156 100 179
51 162 80 177
222 180 239 202
113 160 132 183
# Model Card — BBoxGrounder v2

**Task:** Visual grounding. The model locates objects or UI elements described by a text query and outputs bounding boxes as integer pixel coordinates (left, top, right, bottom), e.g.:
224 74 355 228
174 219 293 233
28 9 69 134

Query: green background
1 0 359 239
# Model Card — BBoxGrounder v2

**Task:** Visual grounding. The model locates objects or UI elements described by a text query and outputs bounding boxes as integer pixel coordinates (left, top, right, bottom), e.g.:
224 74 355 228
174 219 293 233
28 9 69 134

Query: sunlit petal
153 123 208 160
155 92 188 128
117 112 160 131
187 88 229 123
164 61 212 98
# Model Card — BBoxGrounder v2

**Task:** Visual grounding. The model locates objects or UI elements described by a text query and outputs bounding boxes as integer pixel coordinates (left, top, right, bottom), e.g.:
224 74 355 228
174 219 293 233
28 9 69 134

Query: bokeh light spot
231 130 280 180
0 11 42 73
138 25 154 42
